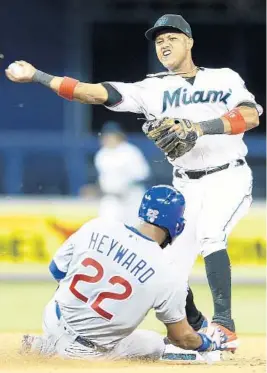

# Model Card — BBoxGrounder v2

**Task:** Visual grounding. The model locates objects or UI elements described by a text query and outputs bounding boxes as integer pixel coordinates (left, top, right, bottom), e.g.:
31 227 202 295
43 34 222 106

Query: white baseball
8 63 24 77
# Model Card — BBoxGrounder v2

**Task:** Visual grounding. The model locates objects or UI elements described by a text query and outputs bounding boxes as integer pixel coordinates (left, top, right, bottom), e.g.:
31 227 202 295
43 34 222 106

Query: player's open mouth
162 50 172 58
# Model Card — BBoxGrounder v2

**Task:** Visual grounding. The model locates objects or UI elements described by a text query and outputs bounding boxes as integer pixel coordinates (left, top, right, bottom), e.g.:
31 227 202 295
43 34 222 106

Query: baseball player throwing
6 13 262 349
21 185 226 361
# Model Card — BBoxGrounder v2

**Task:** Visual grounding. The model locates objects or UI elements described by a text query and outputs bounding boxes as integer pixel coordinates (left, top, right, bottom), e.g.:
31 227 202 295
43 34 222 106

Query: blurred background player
93 121 150 224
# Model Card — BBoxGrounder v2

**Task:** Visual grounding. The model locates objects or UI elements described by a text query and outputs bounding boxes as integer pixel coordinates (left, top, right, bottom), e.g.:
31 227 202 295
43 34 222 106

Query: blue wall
0 0 66 131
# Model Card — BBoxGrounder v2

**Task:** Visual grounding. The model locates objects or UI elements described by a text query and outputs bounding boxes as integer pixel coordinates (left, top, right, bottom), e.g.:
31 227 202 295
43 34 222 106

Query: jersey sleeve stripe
49 259 67 281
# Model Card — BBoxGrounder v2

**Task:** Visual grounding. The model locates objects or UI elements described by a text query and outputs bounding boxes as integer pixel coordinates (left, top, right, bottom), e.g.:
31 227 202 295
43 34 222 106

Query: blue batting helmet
138 185 185 241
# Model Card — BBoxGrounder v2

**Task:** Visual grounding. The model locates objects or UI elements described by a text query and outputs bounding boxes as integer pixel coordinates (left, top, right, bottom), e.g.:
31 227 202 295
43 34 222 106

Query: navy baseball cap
145 14 192 41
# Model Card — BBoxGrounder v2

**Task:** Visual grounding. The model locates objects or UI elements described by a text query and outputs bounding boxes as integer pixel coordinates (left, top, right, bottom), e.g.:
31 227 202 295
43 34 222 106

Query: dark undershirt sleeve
101 82 123 107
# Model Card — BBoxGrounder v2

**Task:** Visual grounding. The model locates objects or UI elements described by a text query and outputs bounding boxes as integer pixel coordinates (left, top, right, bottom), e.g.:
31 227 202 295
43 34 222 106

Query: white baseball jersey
94 141 150 195
51 218 188 349
105 68 262 169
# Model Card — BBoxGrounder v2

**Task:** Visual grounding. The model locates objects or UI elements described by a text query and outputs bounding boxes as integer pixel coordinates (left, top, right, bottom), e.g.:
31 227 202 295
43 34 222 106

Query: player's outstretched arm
5 60 108 104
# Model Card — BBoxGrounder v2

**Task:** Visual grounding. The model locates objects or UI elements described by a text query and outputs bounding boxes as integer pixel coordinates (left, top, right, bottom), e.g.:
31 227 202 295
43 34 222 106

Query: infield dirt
0 334 265 373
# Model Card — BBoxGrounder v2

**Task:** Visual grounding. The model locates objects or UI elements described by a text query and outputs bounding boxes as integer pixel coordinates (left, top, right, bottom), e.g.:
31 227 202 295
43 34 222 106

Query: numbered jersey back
53 218 185 348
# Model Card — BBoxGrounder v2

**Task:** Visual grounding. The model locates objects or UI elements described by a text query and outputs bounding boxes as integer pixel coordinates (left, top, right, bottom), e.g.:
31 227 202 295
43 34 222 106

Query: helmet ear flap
176 218 185 236
161 218 185 249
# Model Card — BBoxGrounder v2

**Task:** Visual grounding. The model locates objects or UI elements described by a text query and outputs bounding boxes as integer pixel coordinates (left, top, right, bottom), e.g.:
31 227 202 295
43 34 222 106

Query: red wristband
58 77 79 101
223 108 246 134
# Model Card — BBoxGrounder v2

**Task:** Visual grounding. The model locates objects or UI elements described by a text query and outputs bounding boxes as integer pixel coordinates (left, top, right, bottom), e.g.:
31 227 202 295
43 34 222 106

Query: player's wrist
193 122 204 137
199 118 225 135
33 69 54 87
195 333 214 352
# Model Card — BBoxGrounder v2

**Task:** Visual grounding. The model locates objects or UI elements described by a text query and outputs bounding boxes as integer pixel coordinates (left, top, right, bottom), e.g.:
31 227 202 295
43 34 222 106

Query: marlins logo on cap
155 16 169 26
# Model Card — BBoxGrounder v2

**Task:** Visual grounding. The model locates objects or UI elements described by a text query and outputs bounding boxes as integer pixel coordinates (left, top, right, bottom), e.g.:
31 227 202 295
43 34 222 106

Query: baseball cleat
212 324 239 353
20 334 36 354
20 334 46 355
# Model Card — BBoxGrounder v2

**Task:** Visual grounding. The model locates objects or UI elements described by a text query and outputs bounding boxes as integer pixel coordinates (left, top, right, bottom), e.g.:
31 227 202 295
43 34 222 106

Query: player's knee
147 332 165 360
137 330 165 360
200 235 227 258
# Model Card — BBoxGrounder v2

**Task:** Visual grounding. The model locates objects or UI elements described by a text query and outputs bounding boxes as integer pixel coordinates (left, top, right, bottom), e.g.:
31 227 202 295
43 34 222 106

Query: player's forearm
33 70 108 104
168 330 203 350
196 106 259 136
166 320 209 351
166 319 223 352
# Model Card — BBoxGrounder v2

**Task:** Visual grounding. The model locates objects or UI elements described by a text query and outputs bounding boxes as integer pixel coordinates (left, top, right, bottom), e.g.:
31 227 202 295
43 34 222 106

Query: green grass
0 282 265 335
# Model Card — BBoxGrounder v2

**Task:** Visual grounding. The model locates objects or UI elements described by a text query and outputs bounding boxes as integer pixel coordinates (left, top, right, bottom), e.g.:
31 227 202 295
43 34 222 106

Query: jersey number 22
69 257 132 320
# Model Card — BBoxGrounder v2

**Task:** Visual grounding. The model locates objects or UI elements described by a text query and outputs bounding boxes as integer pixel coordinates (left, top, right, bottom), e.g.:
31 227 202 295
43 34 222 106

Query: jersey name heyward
162 87 232 112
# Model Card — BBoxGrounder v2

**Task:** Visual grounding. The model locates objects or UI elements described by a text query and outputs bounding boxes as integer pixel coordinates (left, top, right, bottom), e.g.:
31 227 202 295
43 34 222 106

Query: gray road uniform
41 218 188 360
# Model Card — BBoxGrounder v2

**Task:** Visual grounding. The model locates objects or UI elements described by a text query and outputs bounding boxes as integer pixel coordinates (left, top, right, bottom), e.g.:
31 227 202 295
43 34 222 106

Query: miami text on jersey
162 88 232 112
88 232 155 284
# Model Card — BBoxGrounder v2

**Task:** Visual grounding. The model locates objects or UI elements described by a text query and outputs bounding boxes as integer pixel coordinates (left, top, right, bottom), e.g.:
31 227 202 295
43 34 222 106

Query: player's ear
186 37 194 51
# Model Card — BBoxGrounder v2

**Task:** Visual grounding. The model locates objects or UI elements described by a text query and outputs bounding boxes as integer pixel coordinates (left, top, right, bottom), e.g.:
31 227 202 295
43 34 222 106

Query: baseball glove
142 117 199 159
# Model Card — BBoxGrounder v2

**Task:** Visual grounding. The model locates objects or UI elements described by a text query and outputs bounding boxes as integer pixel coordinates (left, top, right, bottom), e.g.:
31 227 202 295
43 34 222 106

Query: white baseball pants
168 160 252 275
40 299 165 360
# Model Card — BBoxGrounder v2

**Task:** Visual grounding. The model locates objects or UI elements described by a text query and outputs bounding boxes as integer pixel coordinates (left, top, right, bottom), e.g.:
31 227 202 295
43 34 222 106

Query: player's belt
174 159 245 180
55 302 96 349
